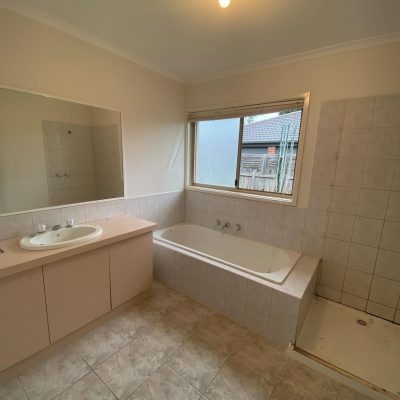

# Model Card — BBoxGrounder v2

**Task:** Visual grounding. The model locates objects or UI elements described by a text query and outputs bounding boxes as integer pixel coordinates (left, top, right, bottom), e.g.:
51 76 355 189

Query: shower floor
296 297 400 398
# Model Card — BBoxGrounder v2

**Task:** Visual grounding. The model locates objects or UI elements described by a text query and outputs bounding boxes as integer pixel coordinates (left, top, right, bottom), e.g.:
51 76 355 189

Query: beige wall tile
317 284 341 302
324 238 350 267
311 157 337 185
366 301 396 321
362 159 395 190
327 213 355 241
380 221 400 252
304 209 328 236
343 97 375 129
375 249 400 281
308 184 332 211
335 158 364 187
318 100 346 130
386 191 400 222
339 129 370 158
347 243 378 274
372 94 400 128
319 262 346 290
0 213 34 240
352 217 384 247
315 131 341 158
392 161 400 191
301 234 326 258
343 269 372 299
369 276 400 307
341 293 367 311
330 186 359 215
367 128 400 159
356 189 389 219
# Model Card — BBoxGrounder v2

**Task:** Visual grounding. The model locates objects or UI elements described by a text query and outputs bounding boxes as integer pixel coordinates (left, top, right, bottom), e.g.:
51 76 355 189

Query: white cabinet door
109 233 153 308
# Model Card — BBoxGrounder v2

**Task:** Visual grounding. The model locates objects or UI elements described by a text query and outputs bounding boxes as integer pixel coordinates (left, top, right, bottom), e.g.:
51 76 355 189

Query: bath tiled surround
0 281 372 400
186 94 400 324
0 190 185 241
153 243 318 347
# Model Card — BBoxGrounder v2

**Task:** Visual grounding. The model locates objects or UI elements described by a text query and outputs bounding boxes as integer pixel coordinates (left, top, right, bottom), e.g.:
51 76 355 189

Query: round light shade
219 0 230 8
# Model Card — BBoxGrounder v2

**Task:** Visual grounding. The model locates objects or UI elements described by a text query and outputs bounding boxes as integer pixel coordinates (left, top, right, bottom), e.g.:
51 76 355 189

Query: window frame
185 93 310 205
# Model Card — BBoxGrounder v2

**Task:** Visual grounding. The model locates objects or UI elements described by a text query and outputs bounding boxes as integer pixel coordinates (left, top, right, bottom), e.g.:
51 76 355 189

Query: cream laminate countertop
0 216 157 279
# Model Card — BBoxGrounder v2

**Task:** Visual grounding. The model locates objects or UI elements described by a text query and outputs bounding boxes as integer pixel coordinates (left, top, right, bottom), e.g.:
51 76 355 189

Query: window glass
239 109 302 195
194 118 240 188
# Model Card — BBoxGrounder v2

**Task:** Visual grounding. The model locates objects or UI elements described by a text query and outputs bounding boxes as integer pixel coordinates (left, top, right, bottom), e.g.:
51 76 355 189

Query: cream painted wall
0 8 185 210
186 42 400 207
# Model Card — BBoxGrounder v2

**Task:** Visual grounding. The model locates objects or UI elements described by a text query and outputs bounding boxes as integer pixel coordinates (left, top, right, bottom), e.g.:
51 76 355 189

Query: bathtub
154 223 301 284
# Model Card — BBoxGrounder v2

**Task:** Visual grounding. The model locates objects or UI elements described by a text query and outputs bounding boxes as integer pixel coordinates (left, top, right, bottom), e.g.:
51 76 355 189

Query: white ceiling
2 0 400 83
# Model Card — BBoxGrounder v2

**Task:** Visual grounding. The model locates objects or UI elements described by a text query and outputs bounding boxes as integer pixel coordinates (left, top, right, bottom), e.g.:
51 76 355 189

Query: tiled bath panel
0 281 371 400
186 94 400 324
0 190 185 241
153 242 318 347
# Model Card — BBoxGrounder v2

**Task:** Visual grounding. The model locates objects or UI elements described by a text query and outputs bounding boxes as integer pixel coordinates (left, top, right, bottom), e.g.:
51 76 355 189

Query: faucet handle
66 218 74 228
216 219 221 226
235 224 241 231
37 224 46 233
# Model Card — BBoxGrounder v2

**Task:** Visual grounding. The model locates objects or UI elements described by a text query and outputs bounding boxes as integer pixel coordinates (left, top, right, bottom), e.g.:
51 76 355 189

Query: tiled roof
243 110 301 144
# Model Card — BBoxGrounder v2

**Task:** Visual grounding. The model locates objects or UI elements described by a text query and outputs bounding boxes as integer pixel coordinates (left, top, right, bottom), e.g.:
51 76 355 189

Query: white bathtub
154 223 301 284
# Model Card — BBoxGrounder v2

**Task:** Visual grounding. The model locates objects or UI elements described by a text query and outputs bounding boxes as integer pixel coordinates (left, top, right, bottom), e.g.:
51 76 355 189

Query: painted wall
186 41 400 207
0 8 185 211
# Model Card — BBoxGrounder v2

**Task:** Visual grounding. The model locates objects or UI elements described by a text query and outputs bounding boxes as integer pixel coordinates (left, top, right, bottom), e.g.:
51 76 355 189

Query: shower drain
356 319 367 326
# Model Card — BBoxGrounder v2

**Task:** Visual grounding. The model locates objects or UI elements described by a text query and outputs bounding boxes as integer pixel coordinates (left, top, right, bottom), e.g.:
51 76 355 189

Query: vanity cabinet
109 233 153 308
43 247 111 342
0 267 50 371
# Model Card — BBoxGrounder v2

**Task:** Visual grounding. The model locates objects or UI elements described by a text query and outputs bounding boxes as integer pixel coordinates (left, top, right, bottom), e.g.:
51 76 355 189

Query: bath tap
220 222 230 231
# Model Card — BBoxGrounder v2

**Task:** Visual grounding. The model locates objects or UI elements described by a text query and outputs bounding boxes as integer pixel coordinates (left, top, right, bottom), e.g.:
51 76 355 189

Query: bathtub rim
154 223 301 285
153 236 320 300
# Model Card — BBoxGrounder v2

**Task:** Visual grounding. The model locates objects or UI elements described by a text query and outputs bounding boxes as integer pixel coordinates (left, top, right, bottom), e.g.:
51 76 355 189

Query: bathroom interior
0 1 399 399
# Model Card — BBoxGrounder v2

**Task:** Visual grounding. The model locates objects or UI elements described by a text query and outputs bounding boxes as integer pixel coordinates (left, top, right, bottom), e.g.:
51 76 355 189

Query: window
188 94 309 202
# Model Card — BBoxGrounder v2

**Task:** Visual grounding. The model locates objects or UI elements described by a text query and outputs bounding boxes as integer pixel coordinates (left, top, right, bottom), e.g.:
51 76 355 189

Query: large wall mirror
0 87 124 214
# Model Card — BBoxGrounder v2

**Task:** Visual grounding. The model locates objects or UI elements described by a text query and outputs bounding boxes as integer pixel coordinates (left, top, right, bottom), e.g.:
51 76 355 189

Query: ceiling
2 0 400 83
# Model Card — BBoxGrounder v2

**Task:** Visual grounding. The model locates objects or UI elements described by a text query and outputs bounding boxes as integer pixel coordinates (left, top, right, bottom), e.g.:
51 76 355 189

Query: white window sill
185 185 296 206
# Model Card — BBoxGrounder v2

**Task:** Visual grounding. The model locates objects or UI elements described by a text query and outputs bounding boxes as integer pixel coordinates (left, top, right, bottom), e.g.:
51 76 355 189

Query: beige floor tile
94 340 161 400
194 314 247 355
166 335 227 392
145 286 186 313
270 383 336 400
204 359 274 400
74 319 131 368
0 378 27 400
337 385 373 400
18 346 90 400
115 301 163 338
54 372 116 399
128 365 201 400
137 316 191 361
166 298 215 327
231 332 287 381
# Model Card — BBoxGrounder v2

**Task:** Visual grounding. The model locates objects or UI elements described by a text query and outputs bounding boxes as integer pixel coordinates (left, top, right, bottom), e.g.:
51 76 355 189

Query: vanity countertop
0 216 156 279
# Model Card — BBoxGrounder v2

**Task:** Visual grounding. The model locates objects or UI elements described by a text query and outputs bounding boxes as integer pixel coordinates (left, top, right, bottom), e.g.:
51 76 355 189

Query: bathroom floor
0 282 371 400
296 297 400 397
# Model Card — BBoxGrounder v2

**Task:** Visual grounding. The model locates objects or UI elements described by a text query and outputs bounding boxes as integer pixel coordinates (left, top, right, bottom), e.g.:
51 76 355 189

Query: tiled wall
153 242 317 346
0 190 185 241
186 94 400 324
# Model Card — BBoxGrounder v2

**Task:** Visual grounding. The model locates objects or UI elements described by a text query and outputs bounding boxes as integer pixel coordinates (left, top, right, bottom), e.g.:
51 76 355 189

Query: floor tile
166 298 215 328
337 385 373 400
270 383 336 400
94 340 161 400
166 335 227 392
194 313 247 355
115 301 163 338
145 287 186 313
74 319 131 367
128 365 201 400
54 372 116 399
231 332 287 381
18 346 90 400
0 378 27 400
204 359 274 400
137 316 191 361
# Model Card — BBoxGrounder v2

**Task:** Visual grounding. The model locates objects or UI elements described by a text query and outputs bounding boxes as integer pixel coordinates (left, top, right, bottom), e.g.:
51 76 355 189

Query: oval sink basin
20 225 103 250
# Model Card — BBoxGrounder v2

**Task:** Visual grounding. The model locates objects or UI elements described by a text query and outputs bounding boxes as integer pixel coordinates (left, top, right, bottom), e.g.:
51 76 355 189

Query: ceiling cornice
187 32 400 85
1 0 399 86
0 0 184 83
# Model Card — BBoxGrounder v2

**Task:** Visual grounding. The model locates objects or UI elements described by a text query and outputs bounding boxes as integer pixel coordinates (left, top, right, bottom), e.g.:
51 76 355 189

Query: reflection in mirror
0 87 124 214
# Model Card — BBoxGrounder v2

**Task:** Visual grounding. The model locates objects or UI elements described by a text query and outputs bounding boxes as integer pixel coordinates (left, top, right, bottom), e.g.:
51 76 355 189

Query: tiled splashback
186 94 400 324
0 190 185 241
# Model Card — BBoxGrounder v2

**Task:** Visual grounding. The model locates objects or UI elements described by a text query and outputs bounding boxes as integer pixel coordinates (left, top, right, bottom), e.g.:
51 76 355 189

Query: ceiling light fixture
219 0 230 8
